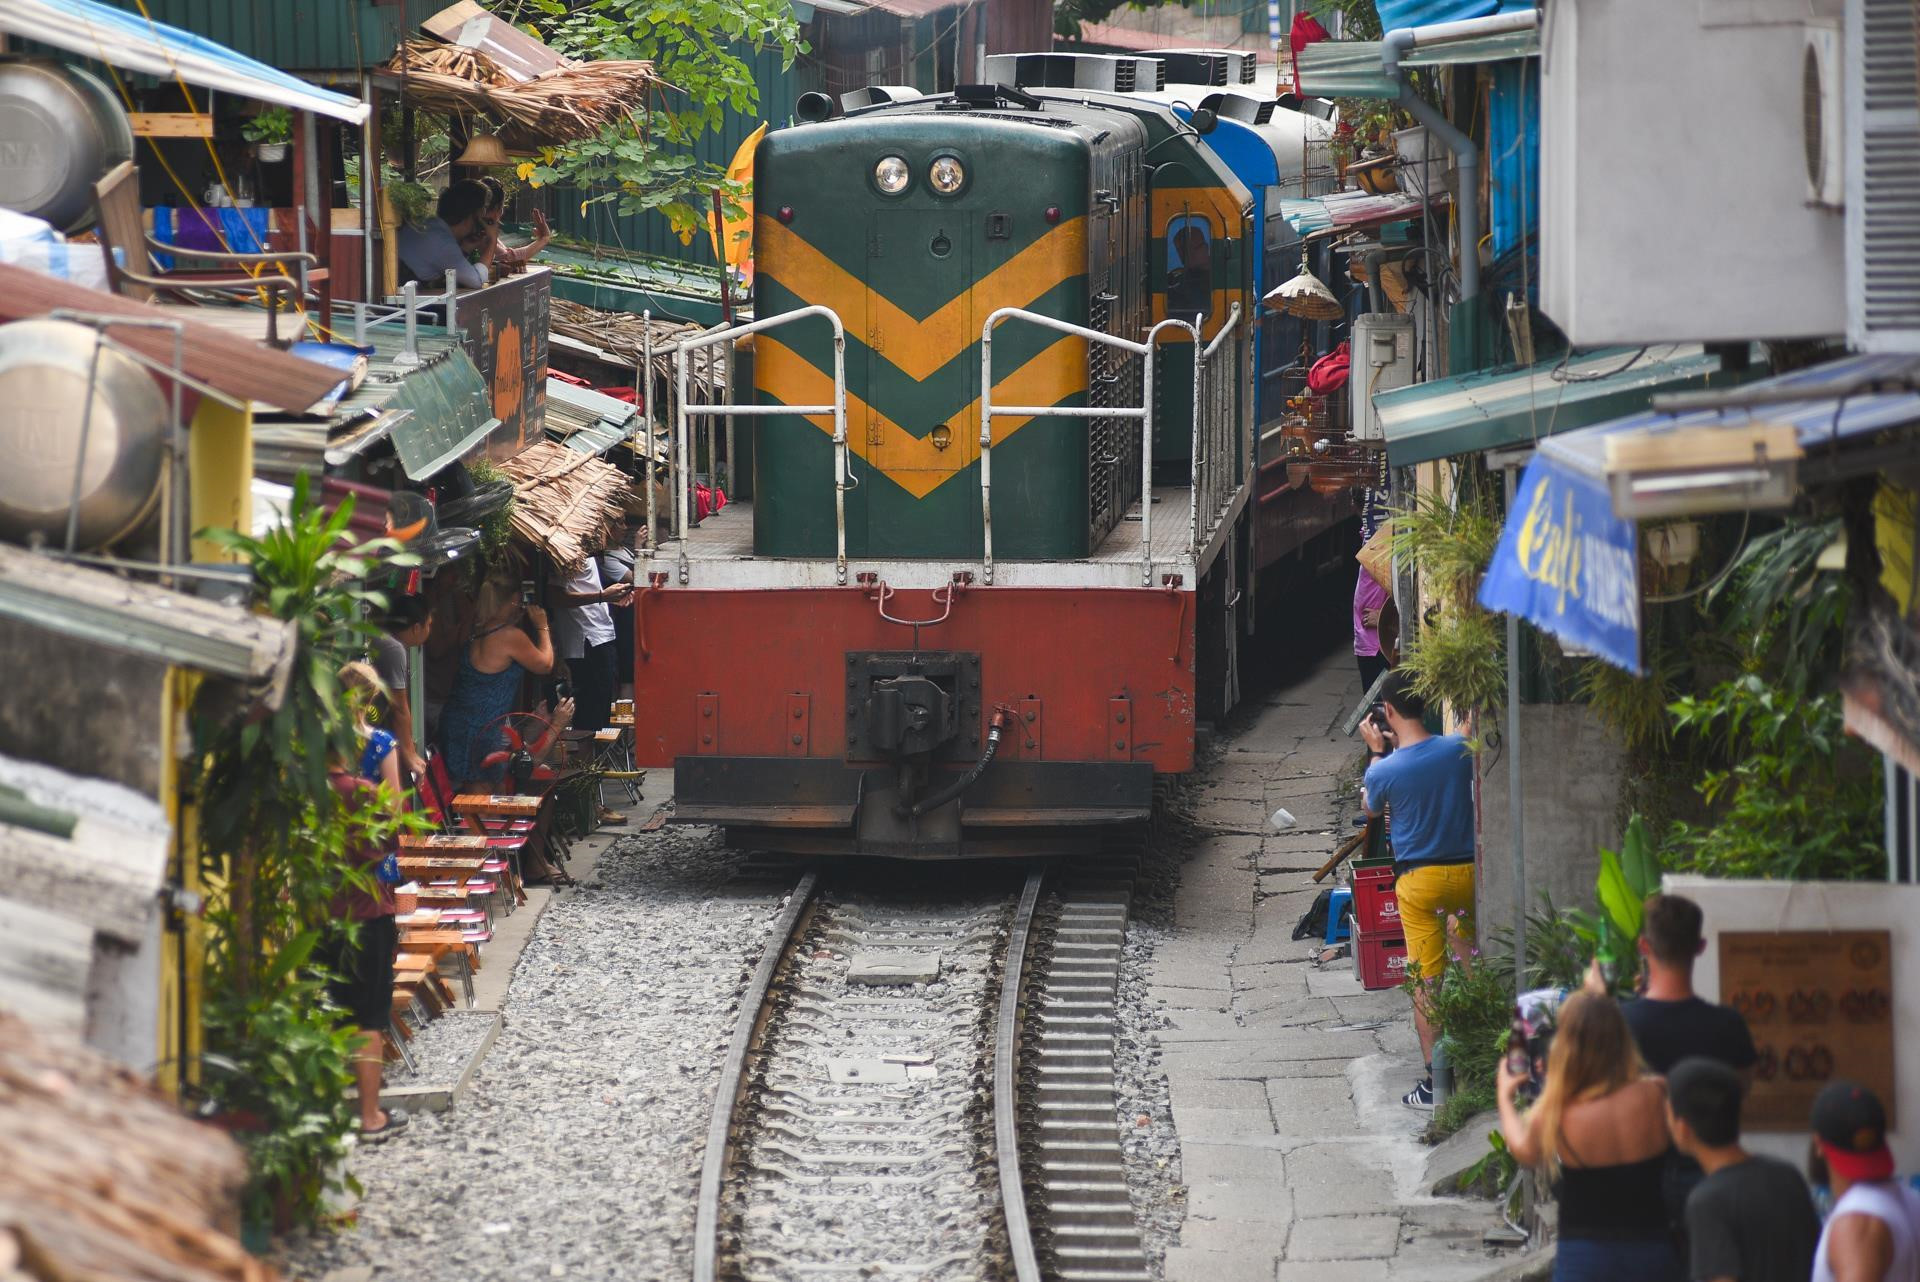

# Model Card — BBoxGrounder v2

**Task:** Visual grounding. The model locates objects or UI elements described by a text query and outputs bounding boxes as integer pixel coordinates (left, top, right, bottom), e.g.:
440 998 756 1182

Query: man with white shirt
551 555 632 749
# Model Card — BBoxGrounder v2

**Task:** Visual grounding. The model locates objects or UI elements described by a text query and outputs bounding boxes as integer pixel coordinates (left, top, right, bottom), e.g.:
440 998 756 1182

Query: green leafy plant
523 0 804 243
1707 518 1849 689
386 179 438 230
1392 475 1508 716
1664 676 1881 881
242 107 292 145
465 458 518 568
1487 893 1595 993
193 475 423 1228
1400 608 1507 715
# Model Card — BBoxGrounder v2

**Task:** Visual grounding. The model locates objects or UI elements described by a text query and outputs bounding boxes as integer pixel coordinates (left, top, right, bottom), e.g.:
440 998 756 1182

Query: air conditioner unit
1804 20 1843 207
1846 0 1920 352
1541 0 1846 343
1153 49 1258 88
982 53 1162 94
1350 313 1415 442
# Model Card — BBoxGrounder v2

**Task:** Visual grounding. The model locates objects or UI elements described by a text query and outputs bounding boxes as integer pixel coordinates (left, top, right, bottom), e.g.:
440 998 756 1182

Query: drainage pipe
1380 8 1539 307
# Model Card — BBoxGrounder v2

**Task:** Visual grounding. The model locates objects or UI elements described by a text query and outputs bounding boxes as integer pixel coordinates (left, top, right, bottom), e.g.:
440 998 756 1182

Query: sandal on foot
363 1108 410 1142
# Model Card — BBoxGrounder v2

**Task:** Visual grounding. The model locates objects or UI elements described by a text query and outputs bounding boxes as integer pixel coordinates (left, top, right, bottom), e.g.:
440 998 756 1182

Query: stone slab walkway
1152 652 1512 1282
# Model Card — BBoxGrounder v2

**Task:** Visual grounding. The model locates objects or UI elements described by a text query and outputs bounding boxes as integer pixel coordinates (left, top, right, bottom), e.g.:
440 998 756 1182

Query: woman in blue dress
435 576 555 790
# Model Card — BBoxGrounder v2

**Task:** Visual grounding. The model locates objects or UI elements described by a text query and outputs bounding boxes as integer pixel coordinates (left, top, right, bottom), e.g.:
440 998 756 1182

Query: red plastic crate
1351 863 1400 935
1353 923 1409 991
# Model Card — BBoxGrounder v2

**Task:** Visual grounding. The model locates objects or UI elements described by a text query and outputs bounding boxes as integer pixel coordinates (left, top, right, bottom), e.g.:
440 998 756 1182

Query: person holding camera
436 575 555 790
1498 991 1681 1282
1359 671 1476 1110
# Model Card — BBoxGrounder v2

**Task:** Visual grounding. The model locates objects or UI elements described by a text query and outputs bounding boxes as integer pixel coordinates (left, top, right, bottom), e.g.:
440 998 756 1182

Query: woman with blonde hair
1497 990 1680 1282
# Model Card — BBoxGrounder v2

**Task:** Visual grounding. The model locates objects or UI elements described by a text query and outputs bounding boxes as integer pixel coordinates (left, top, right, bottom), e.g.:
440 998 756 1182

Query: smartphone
520 578 536 604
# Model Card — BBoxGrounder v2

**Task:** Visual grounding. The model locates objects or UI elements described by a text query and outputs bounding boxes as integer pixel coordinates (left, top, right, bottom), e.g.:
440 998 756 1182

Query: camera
520 578 536 605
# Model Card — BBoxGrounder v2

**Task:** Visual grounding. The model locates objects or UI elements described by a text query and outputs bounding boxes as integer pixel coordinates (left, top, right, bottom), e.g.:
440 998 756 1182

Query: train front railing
981 306 1247 587
1189 303 1247 564
671 306 850 585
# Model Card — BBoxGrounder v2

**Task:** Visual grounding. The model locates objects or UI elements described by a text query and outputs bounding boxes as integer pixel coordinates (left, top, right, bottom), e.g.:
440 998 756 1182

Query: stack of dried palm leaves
500 440 638 574
549 298 728 395
0 1013 271 1282
388 38 657 143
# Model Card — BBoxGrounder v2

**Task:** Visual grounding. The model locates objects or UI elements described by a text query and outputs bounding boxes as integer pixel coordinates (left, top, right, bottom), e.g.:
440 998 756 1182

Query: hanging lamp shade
457 133 510 167
1264 258 1344 320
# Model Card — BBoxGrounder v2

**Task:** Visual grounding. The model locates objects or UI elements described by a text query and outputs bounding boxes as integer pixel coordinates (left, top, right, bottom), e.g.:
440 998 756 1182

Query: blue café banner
1478 456 1642 674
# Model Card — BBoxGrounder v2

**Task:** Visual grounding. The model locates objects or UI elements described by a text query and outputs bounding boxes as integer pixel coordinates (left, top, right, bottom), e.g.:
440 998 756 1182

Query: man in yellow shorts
1358 671 1476 1110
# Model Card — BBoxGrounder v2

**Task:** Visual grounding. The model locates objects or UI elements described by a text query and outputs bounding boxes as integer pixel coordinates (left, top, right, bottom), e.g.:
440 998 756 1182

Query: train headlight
874 155 910 194
928 155 966 195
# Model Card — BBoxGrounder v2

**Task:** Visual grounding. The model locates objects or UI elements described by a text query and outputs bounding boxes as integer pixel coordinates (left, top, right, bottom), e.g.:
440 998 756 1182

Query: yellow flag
708 121 768 280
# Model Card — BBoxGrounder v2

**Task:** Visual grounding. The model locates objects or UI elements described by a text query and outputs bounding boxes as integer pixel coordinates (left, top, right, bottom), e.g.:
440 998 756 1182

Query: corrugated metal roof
1294 27 1538 98
102 0 441 75
0 0 368 120
1540 353 1920 479
547 378 638 457
252 329 497 481
1376 344 1727 467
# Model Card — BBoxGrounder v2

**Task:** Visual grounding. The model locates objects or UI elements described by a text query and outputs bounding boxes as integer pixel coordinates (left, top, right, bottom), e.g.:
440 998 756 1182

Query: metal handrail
980 309 1199 586
353 269 463 367
673 306 849 584
1189 303 1246 561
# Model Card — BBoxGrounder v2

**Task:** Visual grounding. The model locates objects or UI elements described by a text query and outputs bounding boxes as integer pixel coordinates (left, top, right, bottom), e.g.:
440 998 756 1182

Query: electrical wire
1642 509 1752 605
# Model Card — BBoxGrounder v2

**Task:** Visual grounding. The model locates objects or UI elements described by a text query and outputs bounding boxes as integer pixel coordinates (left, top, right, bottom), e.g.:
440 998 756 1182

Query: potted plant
243 107 292 163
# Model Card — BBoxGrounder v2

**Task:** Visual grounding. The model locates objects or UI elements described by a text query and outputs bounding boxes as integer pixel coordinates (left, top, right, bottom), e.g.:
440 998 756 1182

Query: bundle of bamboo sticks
0 1013 271 1281
548 298 727 395
499 440 639 574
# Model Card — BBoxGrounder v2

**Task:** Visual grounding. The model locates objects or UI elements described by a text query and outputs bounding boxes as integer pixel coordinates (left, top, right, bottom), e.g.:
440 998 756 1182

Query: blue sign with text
1479 457 1642 674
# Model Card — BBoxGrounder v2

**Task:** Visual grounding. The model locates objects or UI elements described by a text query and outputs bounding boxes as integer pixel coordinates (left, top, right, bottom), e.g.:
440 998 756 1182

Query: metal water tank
0 319 167 550
1348 312 1416 442
0 60 135 232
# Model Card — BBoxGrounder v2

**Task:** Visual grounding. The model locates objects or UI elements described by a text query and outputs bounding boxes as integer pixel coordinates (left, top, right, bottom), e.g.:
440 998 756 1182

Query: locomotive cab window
1166 216 1214 324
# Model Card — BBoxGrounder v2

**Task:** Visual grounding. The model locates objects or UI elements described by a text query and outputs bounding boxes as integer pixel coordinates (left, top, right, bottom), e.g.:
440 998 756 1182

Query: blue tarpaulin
1372 0 1533 31
0 0 366 122
1479 455 1642 674
1487 60 1538 264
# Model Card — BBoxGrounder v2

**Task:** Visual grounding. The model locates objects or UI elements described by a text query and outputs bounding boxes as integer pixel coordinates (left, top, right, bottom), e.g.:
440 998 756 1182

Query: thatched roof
499 440 638 575
386 2 658 145
0 1013 271 1282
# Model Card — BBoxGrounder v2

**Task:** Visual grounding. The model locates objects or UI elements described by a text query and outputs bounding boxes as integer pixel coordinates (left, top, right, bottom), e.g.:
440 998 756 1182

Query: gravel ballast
284 829 794 1282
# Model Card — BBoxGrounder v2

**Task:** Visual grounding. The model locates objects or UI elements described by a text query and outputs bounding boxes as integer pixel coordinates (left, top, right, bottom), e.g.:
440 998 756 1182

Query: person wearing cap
1666 1057 1820 1282
1812 1080 1920 1282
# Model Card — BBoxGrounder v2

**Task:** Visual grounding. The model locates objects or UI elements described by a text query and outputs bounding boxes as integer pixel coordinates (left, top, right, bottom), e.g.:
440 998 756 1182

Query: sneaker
1403 1077 1434 1110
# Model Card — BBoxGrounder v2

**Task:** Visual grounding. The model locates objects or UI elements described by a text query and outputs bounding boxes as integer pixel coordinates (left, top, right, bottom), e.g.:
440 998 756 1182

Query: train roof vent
1200 92 1276 127
982 51 1162 95
841 84 922 112
1153 49 1257 89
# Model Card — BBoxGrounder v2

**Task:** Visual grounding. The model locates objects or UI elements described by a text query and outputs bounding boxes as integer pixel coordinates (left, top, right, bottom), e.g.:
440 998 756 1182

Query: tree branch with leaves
512 0 804 244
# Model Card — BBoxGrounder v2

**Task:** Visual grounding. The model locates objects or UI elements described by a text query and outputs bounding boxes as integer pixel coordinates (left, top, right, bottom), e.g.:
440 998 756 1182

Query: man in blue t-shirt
1359 671 1476 1110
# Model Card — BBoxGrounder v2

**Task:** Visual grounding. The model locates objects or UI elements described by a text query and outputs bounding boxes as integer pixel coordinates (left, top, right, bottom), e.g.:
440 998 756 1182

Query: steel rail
692 867 820 1282
996 866 1049 1282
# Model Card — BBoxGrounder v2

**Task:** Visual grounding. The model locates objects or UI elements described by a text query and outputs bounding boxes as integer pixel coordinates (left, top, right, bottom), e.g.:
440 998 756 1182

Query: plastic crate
1348 914 1408 991
1350 861 1399 935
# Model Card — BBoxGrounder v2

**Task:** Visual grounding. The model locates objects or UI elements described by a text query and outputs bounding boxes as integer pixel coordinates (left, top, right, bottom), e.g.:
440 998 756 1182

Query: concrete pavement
1152 651 1512 1282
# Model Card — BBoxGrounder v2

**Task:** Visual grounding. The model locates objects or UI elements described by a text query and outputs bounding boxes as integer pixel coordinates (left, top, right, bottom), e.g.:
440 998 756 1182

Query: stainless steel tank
0 318 166 550
0 60 136 232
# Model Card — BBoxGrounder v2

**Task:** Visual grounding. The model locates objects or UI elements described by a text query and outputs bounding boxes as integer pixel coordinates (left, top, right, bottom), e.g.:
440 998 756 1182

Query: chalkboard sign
1719 930 1896 1131
456 265 550 461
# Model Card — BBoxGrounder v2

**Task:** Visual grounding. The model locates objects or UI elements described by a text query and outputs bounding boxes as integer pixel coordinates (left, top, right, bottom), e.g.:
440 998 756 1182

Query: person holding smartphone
1359 670 1476 1110
551 553 633 820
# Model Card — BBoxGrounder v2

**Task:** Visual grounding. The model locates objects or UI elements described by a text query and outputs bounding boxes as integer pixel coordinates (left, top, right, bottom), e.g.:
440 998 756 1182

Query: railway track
693 854 1149 1282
